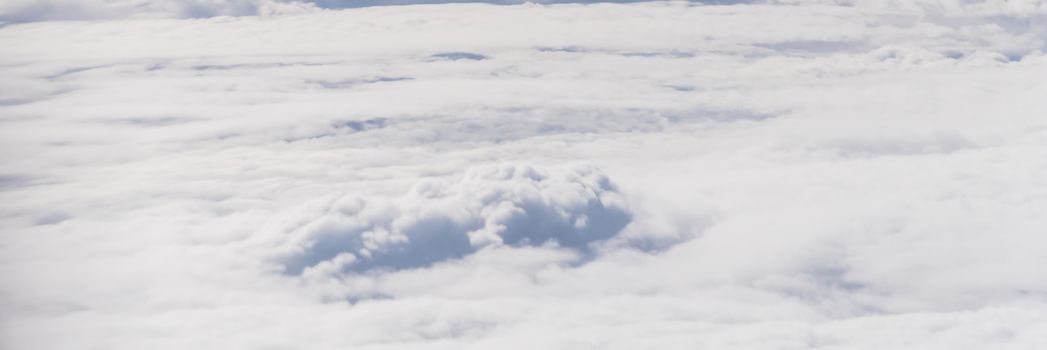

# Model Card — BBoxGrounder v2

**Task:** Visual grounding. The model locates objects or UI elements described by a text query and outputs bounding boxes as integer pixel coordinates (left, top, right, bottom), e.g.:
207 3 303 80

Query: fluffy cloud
1 1 1046 349
281 164 631 275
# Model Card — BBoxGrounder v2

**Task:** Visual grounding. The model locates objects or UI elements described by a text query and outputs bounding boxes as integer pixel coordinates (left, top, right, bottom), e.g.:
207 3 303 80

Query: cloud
281 164 631 275
2 1 1047 349
4 0 1046 24
0 0 321 23
431 52 488 61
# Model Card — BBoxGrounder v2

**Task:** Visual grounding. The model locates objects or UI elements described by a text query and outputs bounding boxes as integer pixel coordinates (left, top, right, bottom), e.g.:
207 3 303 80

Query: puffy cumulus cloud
2 1 1047 349
281 164 631 276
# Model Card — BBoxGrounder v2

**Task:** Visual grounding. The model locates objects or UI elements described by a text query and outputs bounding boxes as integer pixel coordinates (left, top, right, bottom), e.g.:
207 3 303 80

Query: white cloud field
2 0 1047 349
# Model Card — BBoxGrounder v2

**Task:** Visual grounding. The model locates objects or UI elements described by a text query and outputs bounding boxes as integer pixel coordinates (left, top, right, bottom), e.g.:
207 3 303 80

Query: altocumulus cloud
2 0 1047 349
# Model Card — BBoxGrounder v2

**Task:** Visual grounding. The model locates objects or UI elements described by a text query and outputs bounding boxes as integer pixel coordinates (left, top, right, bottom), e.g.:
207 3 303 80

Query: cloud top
283 165 631 275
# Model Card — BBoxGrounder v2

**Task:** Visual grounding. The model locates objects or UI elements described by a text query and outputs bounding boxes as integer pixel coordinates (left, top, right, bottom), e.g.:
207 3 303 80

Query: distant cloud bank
4 0 1046 23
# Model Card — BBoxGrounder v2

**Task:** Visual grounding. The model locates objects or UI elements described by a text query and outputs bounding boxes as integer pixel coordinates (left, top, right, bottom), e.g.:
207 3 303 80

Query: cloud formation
5 0 1046 23
1 1 1046 349
0 0 321 22
282 165 631 275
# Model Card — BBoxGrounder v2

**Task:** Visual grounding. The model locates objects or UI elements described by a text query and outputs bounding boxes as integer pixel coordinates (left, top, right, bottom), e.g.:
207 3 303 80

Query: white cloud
280 164 631 276
1 1 1046 349
0 0 320 22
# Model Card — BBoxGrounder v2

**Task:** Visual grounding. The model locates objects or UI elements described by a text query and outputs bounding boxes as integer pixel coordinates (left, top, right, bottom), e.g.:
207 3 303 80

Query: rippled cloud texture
2 1 1047 349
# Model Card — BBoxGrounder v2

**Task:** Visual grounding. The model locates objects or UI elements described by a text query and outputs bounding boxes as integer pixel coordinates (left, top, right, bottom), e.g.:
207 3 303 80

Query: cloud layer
0 0 321 22
1 1 1047 349
5 0 1047 23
